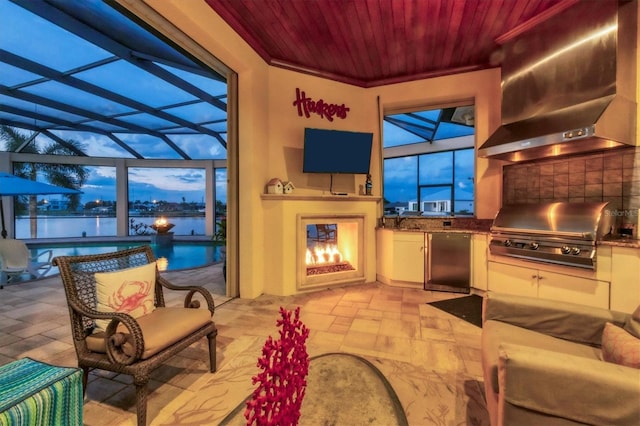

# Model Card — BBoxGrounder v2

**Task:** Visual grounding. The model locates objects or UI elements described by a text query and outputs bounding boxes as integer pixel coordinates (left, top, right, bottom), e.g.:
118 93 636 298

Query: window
14 165 116 239
1 1 231 240
383 105 475 216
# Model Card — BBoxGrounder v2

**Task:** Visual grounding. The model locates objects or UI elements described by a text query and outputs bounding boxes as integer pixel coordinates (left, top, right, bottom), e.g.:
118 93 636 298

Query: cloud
128 167 204 191
78 166 226 204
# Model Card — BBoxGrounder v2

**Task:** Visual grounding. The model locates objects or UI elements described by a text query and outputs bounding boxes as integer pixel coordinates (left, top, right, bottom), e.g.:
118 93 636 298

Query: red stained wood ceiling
205 0 574 87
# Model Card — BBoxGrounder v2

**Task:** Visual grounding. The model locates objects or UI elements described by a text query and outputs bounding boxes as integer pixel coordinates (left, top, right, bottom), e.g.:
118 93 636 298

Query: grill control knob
529 242 539 250
561 245 571 254
504 239 512 247
571 247 581 255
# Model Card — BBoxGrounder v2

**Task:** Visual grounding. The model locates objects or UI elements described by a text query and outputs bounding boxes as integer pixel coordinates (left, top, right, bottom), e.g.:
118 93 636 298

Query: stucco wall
265 68 376 195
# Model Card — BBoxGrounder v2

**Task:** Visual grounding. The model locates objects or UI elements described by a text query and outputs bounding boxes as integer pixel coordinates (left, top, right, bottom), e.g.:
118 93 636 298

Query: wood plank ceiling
205 0 575 87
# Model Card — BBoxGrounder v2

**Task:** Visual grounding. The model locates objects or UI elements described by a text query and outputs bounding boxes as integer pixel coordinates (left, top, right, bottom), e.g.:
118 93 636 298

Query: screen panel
303 128 373 174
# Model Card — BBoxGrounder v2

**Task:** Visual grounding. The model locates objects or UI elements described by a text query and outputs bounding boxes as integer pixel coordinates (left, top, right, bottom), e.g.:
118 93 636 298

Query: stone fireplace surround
261 194 380 296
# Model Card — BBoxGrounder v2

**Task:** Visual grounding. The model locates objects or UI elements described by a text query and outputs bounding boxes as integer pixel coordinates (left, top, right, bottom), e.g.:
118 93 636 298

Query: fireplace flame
306 244 343 265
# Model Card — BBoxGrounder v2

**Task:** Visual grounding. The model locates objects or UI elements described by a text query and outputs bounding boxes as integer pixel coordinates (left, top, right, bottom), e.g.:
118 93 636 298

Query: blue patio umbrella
0 172 82 238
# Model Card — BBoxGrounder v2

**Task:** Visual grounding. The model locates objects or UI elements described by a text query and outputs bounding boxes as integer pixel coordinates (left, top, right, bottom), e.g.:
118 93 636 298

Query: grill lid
491 202 614 241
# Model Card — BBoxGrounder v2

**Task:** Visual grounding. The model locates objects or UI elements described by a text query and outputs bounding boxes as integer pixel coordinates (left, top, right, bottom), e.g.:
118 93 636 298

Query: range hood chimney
478 0 637 162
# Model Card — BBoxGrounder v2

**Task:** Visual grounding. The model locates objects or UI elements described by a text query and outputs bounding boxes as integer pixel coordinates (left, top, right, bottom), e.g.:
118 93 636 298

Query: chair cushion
86 307 213 359
94 262 156 331
601 322 640 369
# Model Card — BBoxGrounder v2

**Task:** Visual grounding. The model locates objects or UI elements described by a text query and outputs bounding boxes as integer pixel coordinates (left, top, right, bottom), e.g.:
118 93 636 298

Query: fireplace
297 214 365 290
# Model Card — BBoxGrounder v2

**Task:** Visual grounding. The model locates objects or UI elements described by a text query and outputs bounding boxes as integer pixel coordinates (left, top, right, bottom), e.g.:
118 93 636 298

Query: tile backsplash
503 146 640 210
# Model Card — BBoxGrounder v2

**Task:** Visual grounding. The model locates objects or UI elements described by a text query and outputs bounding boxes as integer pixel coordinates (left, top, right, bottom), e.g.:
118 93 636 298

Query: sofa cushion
86 307 213 359
623 305 640 339
482 319 602 394
496 342 640 426
602 322 640 369
482 292 626 347
94 262 156 331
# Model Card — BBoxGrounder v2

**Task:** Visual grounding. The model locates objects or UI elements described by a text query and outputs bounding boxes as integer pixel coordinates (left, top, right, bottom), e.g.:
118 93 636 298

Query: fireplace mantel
261 194 381 202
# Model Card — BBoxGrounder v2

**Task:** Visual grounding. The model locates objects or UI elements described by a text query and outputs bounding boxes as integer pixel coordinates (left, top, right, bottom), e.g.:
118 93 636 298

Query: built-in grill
490 202 615 270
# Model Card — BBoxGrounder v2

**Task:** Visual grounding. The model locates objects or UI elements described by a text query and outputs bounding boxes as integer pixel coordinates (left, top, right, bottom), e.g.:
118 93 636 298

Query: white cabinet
488 261 610 309
537 270 609 309
377 230 636 312
392 232 425 284
610 246 640 312
471 233 488 291
376 229 424 287
487 261 538 297
376 228 394 281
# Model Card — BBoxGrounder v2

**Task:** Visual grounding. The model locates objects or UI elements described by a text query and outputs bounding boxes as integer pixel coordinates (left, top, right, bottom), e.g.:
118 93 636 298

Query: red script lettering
292 88 349 122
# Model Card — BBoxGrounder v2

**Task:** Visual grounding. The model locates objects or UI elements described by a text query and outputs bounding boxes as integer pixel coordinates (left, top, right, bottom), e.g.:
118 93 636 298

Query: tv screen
303 128 373 174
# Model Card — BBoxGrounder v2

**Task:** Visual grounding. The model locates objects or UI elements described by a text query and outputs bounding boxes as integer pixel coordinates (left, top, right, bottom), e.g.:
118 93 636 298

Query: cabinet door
471 234 488 291
392 233 424 283
610 246 640 313
376 229 394 282
538 271 610 309
487 261 538 297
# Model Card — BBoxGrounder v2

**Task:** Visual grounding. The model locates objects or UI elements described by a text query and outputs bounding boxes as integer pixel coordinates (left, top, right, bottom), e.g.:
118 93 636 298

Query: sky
37 165 228 206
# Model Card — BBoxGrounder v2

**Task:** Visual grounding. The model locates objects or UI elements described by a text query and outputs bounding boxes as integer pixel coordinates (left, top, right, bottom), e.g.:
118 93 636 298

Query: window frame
382 102 476 217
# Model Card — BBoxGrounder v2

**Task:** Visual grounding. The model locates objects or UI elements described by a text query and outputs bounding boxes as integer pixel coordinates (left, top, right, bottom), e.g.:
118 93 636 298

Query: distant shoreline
16 212 212 218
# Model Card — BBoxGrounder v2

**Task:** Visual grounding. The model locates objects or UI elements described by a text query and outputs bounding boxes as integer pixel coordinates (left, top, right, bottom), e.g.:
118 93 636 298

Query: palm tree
0 125 89 238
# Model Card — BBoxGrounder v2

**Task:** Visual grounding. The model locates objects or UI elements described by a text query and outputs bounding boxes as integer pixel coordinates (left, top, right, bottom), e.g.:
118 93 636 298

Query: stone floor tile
0 266 488 425
349 317 381 334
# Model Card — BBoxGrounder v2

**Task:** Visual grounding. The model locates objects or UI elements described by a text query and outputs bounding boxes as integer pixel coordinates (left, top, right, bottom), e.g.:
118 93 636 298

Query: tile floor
0 265 488 425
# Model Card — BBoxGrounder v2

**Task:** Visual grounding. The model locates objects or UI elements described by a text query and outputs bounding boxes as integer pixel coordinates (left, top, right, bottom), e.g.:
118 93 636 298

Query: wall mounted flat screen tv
303 128 373 174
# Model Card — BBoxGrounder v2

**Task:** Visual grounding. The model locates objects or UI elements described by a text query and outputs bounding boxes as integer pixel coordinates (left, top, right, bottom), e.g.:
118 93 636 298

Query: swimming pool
28 241 224 274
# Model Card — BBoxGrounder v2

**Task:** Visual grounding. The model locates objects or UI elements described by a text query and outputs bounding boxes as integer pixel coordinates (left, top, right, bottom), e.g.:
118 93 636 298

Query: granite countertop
379 217 492 234
598 238 640 249
380 228 639 246
378 227 489 234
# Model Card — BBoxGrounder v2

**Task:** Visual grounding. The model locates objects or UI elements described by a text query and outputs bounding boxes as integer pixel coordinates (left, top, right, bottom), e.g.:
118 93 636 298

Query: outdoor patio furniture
53 245 217 426
481 292 640 426
0 238 52 288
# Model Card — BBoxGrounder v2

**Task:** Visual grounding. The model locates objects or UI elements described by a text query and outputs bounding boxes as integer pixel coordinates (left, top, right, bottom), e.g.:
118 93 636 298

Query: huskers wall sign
292 88 349 122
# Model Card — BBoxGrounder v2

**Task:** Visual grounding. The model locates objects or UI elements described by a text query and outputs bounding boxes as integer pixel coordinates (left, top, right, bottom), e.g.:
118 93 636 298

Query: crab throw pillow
94 262 157 331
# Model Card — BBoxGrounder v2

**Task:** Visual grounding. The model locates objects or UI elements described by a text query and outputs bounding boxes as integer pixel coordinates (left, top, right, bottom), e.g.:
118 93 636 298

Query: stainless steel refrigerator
425 233 471 293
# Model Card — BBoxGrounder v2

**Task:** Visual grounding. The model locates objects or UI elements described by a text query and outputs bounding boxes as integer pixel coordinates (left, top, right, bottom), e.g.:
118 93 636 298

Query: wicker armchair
53 245 217 426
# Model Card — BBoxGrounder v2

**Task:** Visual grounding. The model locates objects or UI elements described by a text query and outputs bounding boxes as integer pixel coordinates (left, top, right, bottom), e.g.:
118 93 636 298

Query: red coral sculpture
245 306 310 426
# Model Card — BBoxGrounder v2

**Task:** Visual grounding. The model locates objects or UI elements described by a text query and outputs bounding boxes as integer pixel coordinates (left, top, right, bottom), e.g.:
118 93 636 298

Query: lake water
15 216 206 239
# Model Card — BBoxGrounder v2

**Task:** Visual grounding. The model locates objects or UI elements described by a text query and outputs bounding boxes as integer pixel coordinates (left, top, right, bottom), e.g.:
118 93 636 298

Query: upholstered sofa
481 292 640 426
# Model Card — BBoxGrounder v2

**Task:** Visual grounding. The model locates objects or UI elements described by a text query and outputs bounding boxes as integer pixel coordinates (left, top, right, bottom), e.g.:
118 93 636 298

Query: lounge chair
52 245 217 426
0 238 52 287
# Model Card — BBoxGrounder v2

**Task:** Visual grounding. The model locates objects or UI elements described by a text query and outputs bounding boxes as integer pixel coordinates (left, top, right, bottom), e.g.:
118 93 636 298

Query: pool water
28 241 224 274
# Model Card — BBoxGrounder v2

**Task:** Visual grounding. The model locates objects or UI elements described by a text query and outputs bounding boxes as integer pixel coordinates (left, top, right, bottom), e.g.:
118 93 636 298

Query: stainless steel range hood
478 0 637 162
